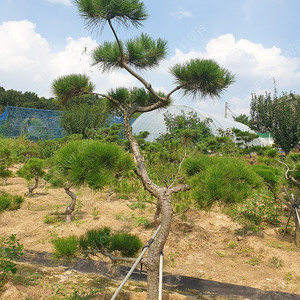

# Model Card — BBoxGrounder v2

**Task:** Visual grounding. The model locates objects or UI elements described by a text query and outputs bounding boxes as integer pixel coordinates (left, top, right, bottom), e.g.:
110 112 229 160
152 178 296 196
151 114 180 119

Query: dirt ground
1 173 300 299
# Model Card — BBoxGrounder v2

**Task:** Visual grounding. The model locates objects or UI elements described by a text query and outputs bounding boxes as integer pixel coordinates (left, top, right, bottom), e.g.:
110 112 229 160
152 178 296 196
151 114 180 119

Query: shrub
84 227 111 251
0 192 24 212
0 234 24 281
0 194 11 212
52 236 78 258
110 233 143 257
290 153 300 162
265 149 277 158
185 156 261 208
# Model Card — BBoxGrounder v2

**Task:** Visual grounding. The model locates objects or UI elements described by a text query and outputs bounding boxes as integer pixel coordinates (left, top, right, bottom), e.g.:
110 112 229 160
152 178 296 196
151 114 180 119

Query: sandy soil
1 174 300 299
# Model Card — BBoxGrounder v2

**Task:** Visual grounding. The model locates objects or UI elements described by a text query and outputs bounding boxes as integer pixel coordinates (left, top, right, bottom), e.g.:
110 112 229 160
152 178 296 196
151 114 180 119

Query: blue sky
1 0 300 118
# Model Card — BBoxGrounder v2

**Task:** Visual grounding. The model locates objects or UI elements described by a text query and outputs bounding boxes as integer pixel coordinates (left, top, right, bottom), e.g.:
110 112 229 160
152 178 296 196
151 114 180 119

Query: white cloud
171 7 192 20
169 33 300 90
47 0 72 6
0 20 136 97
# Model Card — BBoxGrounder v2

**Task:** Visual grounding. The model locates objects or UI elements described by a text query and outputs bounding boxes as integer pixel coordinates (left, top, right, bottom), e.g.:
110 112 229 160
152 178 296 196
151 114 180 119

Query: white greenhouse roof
132 105 253 142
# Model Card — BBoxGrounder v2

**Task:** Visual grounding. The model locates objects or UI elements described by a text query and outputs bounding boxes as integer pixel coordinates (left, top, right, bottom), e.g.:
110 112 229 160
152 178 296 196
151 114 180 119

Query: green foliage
74 0 148 30
0 86 60 114
93 34 167 72
232 128 258 146
157 111 212 146
256 156 278 166
52 285 99 300
110 233 142 257
78 227 142 258
79 227 111 252
0 192 24 212
197 136 237 155
227 192 282 230
52 140 133 190
250 92 300 155
135 216 150 228
252 164 282 192
60 101 109 138
0 234 24 281
52 74 95 105
17 157 45 181
170 59 235 99
184 156 261 208
233 114 250 126
52 236 78 258
0 147 13 182
37 138 66 159
265 149 277 158
0 165 12 182
290 153 300 162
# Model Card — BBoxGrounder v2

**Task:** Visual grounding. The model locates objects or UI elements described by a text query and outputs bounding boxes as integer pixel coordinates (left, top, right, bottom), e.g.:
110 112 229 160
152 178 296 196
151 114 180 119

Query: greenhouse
0 106 64 140
132 105 273 146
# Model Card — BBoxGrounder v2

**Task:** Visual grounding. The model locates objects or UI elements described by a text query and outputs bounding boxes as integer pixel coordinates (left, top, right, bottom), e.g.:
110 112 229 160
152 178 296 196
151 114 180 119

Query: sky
0 0 300 119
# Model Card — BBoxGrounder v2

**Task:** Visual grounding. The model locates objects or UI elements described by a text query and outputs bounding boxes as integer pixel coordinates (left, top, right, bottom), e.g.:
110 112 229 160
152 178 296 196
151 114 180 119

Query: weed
75 198 83 214
284 271 293 283
216 251 226 257
0 234 24 283
166 251 176 267
269 256 283 269
246 256 261 266
226 241 238 249
128 201 146 212
135 216 150 228
115 213 133 221
91 207 100 219
44 213 62 224
52 284 99 300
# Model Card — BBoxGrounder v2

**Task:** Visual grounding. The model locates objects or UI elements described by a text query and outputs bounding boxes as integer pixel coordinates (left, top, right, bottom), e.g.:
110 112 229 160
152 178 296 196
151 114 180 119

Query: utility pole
224 101 228 119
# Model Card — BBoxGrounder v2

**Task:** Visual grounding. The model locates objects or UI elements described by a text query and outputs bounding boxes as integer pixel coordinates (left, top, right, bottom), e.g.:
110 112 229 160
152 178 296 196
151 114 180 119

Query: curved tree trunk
154 200 161 227
122 113 189 299
146 189 172 299
28 176 39 196
64 187 77 223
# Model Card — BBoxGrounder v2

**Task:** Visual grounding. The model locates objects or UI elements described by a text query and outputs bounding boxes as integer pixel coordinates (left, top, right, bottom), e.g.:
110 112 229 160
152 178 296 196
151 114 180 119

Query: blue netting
0 106 65 140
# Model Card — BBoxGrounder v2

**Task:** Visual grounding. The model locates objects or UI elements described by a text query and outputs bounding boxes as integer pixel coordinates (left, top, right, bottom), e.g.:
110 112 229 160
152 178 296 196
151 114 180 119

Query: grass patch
0 192 24 212
52 236 78 258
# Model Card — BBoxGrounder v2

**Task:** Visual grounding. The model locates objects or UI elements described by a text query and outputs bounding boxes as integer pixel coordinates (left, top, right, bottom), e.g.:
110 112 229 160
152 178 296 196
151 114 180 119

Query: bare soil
1 173 300 299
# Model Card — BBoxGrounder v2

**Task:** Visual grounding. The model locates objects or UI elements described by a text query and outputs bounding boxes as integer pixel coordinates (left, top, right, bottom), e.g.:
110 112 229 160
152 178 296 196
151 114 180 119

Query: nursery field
1 172 300 299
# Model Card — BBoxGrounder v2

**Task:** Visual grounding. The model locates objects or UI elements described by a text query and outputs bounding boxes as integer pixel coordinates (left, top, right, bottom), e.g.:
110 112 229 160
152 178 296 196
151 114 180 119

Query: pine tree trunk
64 187 77 223
28 176 39 196
122 113 189 299
146 190 172 300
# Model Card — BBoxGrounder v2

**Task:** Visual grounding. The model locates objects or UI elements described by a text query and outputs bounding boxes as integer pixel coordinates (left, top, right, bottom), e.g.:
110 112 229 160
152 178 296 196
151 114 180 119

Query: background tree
0 148 13 185
60 96 111 138
157 111 213 146
233 114 250 126
48 140 133 222
250 92 300 155
0 86 60 113
52 1 235 298
17 158 45 196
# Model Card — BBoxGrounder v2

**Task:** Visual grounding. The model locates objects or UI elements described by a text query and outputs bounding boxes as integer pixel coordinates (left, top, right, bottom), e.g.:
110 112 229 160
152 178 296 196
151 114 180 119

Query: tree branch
108 20 124 63
169 147 187 189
